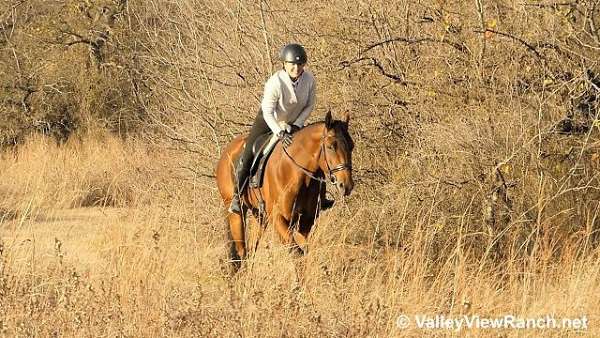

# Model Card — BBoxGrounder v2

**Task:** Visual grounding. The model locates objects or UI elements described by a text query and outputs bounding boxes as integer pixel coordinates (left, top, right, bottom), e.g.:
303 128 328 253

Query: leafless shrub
0 0 599 336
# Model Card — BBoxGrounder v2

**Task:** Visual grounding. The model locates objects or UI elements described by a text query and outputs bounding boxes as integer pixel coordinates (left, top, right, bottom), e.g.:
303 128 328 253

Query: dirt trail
1 207 131 274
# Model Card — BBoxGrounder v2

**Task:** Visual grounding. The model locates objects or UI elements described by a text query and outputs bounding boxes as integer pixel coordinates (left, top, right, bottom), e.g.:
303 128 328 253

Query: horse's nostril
344 182 353 196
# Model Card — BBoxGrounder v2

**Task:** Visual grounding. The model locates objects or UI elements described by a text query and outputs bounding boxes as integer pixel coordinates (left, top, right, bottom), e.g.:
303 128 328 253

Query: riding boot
229 155 250 214
321 198 335 210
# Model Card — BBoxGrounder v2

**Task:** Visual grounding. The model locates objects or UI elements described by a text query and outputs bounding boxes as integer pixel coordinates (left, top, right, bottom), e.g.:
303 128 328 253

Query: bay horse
215 111 354 268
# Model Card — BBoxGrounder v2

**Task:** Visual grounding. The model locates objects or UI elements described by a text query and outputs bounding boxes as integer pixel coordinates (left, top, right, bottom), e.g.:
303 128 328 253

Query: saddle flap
252 133 272 156
262 133 279 155
249 133 279 188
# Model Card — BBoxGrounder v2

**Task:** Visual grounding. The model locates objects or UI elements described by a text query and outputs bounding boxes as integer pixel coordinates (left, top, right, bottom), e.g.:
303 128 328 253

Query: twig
64 39 94 47
589 0 600 44
181 166 216 179
361 36 469 55
474 28 545 60
475 0 486 71
0 0 26 22
522 2 576 8
339 57 411 85
259 0 272 74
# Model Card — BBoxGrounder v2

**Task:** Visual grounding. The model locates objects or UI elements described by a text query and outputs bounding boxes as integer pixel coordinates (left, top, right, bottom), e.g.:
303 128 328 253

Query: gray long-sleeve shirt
261 69 316 135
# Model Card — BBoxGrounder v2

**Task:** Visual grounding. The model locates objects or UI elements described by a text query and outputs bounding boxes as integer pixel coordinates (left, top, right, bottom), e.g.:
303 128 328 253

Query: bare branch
590 0 600 43
339 57 414 85
522 2 577 9
361 36 469 55
259 0 272 74
474 28 545 60
64 39 94 47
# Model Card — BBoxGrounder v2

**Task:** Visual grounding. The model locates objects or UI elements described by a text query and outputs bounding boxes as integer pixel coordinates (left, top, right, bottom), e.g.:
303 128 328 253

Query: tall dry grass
1 0 600 336
0 134 598 337
0 133 160 214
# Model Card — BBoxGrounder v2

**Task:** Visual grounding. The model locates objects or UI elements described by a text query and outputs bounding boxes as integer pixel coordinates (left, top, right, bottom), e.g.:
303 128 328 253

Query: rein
281 128 352 185
282 146 329 183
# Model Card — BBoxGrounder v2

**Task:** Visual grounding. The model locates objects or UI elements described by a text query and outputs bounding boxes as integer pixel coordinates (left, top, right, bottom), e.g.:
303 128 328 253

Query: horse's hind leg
227 212 246 268
248 215 266 255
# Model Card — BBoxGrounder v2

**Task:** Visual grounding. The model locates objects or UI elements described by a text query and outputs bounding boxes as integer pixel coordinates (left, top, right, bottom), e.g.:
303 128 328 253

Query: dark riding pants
235 109 271 190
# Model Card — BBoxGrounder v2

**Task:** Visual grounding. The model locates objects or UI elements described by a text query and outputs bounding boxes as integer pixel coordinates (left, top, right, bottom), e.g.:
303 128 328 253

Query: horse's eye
328 141 337 150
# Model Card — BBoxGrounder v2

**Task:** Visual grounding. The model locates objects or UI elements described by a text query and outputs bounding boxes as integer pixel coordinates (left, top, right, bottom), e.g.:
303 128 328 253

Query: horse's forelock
304 120 353 148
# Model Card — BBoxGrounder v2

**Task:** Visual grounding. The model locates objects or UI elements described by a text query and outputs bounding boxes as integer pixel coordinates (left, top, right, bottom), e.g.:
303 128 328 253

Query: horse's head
320 110 354 196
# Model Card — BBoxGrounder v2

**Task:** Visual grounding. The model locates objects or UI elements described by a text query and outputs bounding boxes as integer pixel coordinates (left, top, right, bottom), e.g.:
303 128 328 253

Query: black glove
278 130 293 148
290 124 301 134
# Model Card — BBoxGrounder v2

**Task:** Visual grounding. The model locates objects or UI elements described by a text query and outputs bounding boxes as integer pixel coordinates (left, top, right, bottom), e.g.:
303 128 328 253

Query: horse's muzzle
336 180 354 197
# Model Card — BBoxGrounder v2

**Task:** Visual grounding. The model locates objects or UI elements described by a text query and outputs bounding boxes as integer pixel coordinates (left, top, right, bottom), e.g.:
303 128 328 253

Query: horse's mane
303 119 354 151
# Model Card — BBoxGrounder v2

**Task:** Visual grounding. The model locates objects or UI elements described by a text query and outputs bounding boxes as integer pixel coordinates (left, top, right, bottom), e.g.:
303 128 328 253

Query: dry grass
0 136 598 337
2 0 600 336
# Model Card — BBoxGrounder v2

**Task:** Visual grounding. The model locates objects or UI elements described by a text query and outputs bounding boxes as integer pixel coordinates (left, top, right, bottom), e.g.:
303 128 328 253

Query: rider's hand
277 130 293 148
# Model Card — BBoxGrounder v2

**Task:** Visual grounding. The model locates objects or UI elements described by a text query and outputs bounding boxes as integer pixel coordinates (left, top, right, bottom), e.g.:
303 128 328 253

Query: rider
229 43 323 214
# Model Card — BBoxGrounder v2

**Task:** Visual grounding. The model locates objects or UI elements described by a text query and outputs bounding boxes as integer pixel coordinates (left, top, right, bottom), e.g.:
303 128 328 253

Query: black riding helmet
279 43 307 64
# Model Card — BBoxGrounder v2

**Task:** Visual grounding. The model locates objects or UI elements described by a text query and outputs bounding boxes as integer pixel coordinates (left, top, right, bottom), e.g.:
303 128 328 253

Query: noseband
320 141 352 183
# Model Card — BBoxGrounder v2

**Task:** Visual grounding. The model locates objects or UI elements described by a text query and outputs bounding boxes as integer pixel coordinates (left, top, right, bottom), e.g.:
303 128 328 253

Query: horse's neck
285 124 323 173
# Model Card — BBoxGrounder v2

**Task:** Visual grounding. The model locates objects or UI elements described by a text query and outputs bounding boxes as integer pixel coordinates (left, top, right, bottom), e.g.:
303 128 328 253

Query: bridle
281 128 352 185
320 141 352 180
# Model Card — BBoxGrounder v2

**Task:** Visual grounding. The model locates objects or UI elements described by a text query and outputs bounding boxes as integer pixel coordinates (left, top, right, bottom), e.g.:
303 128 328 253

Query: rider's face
284 62 305 80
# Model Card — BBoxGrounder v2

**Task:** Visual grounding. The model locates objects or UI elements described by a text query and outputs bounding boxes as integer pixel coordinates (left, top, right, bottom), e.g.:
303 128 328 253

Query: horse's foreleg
294 212 316 254
292 232 308 254
273 213 293 245
274 213 307 255
227 212 246 264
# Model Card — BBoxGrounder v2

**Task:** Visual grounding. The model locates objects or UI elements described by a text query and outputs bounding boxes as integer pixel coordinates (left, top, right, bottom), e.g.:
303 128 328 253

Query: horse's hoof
291 246 306 257
321 198 335 210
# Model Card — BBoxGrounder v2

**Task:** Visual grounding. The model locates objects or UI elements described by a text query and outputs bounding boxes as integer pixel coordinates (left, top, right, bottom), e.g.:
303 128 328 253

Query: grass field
0 136 598 337
2 0 600 336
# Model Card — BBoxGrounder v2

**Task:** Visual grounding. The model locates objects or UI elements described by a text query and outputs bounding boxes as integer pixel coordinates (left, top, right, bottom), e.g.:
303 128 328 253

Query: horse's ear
325 110 333 129
342 111 350 127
